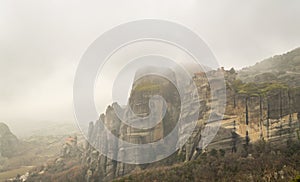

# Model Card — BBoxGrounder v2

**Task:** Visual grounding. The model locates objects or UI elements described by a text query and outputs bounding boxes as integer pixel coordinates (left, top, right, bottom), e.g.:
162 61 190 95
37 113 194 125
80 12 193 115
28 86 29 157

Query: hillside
114 140 300 182
0 123 19 158
238 47 300 86
0 122 83 181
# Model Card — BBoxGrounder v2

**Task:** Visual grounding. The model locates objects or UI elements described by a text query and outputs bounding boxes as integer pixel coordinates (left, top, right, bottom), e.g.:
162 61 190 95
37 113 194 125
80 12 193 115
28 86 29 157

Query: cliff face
83 67 300 181
0 122 19 158
213 88 300 150
84 67 218 181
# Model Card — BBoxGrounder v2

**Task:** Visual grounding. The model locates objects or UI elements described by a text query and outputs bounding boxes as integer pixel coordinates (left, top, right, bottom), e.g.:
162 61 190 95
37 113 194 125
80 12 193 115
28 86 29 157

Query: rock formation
0 122 19 158
61 135 81 158
83 66 300 181
83 67 227 181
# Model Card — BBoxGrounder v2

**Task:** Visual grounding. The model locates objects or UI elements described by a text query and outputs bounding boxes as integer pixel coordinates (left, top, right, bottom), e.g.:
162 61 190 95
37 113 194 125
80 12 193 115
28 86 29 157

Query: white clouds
0 59 76 122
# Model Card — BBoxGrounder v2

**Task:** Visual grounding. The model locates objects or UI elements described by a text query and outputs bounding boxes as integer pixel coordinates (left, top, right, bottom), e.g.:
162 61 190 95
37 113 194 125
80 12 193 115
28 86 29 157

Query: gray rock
0 122 19 157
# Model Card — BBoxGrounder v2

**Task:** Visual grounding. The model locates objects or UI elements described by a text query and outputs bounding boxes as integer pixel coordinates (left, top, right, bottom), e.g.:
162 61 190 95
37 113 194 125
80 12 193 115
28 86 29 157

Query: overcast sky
1 0 300 134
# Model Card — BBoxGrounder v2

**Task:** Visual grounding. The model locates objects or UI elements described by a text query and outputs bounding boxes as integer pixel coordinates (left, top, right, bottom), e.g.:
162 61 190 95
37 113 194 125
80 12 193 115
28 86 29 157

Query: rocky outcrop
222 87 300 142
83 67 227 181
84 69 185 181
61 135 81 158
0 122 19 158
83 66 300 181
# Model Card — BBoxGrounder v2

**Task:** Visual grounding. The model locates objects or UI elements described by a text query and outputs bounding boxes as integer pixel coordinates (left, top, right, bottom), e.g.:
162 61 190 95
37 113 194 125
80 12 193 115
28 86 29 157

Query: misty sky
1 0 300 134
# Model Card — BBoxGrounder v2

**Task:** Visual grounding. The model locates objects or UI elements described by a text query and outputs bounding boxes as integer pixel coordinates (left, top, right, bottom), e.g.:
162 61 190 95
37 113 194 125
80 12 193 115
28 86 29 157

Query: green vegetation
292 175 300 182
219 149 226 157
114 140 300 182
26 161 86 182
209 148 218 157
238 47 300 87
232 79 288 96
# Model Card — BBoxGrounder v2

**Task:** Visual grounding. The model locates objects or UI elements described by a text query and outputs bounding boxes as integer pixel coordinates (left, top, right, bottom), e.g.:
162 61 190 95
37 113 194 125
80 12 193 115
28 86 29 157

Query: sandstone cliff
83 66 300 181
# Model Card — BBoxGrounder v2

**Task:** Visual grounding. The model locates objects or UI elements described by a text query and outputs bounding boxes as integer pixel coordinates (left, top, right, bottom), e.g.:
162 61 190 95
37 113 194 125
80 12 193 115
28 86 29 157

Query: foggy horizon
1 0 300 136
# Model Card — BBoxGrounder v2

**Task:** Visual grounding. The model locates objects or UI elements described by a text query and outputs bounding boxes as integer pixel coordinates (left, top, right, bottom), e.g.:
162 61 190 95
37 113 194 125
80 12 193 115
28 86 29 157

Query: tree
219 149 225 157
209 149 218 157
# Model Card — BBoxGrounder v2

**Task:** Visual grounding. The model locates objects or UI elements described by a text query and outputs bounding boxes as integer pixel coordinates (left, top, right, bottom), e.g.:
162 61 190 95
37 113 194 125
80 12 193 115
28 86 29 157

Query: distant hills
0 122 19 158
5 121 79 138
238 47 300 87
